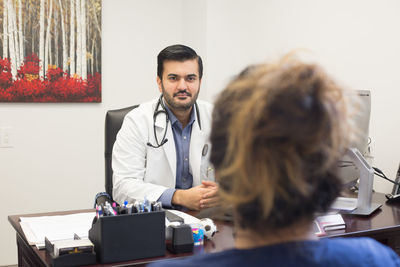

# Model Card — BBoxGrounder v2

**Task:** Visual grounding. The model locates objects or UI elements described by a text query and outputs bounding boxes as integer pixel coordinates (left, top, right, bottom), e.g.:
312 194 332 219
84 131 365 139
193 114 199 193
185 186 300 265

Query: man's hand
172 185 207 210
172 181 220 210
199 181 220 209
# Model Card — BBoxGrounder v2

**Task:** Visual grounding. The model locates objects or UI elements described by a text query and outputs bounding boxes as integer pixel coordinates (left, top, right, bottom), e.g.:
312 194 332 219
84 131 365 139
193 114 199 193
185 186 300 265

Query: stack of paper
312 220 325 236
316 214 346 231
20 212 95 248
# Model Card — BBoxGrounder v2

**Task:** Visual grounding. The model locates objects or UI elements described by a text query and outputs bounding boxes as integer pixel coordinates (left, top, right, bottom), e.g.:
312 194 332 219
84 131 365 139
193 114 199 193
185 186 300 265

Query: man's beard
162 83 200 111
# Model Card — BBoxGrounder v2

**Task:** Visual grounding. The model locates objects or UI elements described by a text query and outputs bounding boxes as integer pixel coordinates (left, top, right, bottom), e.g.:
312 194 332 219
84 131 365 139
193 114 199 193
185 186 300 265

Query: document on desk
166 210 201 225
20 212 95 248
330 197 358 211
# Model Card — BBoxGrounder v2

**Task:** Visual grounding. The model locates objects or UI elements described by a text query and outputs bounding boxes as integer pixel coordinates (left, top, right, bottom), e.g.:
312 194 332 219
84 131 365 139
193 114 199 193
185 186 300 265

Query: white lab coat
112 97 214 204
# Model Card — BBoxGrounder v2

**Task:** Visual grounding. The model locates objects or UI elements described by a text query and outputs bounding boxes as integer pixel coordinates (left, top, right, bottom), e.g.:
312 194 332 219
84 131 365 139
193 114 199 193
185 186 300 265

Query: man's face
157 59 201 111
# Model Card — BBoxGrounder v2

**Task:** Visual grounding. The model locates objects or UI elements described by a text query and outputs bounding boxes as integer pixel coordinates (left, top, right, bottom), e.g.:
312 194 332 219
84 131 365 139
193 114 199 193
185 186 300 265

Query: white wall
205 0 400 193
1 0 400 265
0 0 186 265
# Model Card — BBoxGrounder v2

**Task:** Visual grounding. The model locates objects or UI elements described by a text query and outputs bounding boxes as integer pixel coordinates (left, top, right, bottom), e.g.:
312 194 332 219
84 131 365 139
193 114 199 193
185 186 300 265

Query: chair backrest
105 105 138 198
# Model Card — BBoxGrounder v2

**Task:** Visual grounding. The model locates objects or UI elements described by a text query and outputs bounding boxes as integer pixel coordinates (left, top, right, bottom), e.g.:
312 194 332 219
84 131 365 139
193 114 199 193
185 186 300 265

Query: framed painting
0 0 101 102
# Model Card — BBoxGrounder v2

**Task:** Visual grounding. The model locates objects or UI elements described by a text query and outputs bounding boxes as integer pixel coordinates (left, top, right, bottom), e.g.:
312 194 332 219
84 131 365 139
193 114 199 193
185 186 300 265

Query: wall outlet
0 127 13 148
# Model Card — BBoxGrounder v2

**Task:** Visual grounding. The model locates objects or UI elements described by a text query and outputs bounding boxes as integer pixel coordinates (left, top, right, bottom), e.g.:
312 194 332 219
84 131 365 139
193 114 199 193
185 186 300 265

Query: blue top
148 237 400 267
157 104 196 208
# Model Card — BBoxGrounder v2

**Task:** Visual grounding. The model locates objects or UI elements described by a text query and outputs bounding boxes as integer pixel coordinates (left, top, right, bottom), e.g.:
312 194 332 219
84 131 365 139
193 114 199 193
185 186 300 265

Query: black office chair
104 105 138 199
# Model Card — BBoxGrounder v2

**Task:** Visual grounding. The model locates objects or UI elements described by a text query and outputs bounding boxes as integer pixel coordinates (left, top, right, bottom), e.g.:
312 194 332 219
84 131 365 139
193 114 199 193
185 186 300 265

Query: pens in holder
131 203 138 213
118 201 131 214
102 203 110 216
105 201 116 216
96 205 101 218
99 204 105 217
112 202 119 215
139 201 144 213
143 197 151 212
134 200 146 213
124 203 133 214
134 200 141 213
152 201 162 211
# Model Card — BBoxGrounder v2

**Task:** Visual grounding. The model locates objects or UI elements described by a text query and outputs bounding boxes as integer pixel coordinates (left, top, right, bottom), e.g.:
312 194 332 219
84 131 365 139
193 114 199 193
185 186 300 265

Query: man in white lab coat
112 44 218 210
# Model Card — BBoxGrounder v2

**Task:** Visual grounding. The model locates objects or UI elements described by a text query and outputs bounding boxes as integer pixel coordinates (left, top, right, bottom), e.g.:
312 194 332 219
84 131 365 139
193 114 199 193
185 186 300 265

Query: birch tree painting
0 0 101 102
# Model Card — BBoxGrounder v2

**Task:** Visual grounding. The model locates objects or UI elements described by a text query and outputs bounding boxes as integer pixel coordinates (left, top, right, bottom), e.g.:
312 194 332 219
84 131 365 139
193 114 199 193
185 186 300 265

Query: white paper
20 212 95 246
167 210 201 225
330 197 357 211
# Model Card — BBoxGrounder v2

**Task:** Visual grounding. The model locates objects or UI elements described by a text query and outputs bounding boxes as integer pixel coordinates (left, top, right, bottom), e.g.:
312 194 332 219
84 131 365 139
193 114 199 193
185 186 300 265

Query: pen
112 202 118 215
143 197 151 212
99 204 104 217
105 201 116 216
152 201 162 211
134 200 144 213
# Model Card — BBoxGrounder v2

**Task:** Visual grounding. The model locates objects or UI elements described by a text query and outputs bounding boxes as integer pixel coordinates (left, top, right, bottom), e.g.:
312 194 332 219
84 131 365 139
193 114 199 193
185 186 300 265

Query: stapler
166 224 194 253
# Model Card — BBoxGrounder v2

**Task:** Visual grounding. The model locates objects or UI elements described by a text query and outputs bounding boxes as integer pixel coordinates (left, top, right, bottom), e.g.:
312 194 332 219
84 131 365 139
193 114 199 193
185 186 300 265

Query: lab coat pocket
200 143 215 182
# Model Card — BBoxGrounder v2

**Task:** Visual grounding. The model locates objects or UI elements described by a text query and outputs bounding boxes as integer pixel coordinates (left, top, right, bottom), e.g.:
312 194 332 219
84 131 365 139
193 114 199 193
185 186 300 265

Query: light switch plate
0 127 13 148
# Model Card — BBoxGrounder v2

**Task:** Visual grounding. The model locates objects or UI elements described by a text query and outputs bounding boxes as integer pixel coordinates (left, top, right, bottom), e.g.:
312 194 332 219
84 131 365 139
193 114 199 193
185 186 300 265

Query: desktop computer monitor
338 89 371 186
335 90 381 215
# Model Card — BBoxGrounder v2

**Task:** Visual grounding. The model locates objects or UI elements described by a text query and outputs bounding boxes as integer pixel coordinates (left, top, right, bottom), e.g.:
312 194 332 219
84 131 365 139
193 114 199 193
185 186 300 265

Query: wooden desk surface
8 209 234 266
8 193 400 266
325 193 400 239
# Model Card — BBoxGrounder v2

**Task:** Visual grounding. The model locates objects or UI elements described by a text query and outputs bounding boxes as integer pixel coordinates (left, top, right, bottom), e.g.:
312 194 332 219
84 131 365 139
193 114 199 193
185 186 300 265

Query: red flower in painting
18 54 41 81
10 79 47 101
46 66 64 82
0 57 11 72
87 73 101 95
0 58 12 89
0 54 101 102
0 90 13 101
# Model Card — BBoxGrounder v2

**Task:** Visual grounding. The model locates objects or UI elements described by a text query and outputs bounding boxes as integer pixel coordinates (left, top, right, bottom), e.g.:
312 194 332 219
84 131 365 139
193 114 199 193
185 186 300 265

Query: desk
324 193 400 254
8 209 234 266
8 193 400 266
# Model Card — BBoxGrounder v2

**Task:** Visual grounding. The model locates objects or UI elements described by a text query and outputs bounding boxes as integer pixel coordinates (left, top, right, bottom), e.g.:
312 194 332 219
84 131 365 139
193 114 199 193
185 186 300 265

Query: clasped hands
172 180 219 211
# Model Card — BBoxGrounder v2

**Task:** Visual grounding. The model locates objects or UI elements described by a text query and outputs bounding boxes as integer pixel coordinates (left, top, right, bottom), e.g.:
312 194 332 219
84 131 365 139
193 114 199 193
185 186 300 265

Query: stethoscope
147 94 202 148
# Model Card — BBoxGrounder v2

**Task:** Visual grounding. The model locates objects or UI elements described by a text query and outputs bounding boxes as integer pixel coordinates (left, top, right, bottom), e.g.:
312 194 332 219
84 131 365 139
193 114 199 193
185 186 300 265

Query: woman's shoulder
148 238 400 267
147 249 239 267
319 237 400 266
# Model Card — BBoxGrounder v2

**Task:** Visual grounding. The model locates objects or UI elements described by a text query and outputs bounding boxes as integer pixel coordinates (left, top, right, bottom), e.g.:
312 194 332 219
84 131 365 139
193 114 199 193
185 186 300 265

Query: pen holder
88 211 165 263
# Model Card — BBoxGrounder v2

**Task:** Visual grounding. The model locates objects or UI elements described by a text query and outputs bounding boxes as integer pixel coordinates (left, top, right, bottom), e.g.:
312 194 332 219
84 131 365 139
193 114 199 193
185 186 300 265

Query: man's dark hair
157 44 203 79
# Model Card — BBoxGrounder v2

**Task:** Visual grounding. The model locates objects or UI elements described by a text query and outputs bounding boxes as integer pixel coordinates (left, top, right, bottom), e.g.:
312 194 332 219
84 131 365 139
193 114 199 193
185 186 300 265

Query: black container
166 224 194 253
88 211 165 263
44 237 96 267
48 253 97 267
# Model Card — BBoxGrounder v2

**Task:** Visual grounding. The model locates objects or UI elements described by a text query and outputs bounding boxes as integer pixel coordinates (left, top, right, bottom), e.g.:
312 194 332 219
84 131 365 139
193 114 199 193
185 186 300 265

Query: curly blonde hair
210 56 350 232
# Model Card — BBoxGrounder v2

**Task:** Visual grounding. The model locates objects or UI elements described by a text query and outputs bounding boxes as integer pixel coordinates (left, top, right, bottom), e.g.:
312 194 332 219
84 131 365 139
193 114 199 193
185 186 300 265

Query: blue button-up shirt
158 104 196 208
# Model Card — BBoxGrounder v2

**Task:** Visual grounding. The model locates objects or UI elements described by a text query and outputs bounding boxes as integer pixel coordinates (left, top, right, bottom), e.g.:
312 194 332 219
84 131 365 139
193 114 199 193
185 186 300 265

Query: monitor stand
344 148 382 216
347 203 382 216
